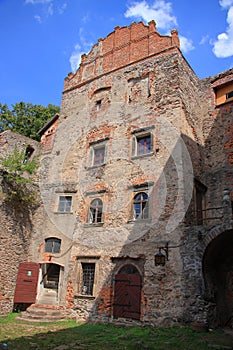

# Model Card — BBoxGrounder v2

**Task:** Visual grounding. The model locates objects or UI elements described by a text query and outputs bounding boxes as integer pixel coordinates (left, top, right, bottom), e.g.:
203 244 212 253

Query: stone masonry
0 131 40 313
1 21 233 327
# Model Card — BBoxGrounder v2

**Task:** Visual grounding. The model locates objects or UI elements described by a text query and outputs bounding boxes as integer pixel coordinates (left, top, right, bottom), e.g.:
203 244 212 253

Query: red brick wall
64 21 180 92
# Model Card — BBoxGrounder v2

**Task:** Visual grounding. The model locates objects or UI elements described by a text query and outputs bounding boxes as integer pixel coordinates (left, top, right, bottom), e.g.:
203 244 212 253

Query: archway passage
38 263 60 305
113 264 142 320
203 229 233 328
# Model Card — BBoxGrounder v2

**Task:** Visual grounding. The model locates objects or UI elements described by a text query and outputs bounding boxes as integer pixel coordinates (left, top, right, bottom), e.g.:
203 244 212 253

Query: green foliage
0 102 59 141
0 148 39 204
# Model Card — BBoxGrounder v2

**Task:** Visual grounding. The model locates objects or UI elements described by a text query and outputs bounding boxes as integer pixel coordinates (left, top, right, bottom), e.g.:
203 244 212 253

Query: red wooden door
113 267 142 320
14 262 40 304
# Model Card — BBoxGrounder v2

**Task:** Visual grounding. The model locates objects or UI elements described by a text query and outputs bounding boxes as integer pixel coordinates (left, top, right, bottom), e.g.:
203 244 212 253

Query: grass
0 313 233 350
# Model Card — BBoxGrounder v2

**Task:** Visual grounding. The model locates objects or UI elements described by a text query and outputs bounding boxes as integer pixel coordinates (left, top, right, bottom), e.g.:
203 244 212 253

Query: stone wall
37 22 208 326
0 131 40 314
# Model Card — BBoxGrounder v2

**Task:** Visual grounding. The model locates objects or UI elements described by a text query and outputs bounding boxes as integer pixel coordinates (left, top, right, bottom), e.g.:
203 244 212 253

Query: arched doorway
37 263 61 306
113 264 142 320
203 229 233 328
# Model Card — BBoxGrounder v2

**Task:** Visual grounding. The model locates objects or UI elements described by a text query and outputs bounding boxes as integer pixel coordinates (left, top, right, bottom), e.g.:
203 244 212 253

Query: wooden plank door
113 268 142 320
14 262 40 304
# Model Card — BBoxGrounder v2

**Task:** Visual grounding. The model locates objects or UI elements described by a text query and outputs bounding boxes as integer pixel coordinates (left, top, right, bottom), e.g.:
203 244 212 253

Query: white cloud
179 36 194 53
212 1 233 57
69 29 93 72
25 0 67 21
25 0 52 4
58 3 67 15
219 0 233 8
69 44 84 73
124 1 194 53
34 14 42 23
200 35 210 45
125 0 177 30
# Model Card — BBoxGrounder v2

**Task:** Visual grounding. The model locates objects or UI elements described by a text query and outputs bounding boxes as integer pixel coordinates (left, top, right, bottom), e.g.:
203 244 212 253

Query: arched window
133 192 148 220
89 198 103 223
44 237 61 254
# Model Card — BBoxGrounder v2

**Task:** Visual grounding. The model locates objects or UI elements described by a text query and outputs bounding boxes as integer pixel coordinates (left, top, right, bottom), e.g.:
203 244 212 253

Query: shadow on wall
73 102 233 328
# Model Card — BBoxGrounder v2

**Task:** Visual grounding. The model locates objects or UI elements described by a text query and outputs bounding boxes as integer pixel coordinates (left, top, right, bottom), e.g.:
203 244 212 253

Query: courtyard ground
0 313 233 349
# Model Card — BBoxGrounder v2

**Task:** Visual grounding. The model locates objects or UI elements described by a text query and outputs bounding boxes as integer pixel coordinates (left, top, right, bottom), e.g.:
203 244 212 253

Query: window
136 134 151 155
92 145 105 166
58 196 72 212
96 99 102 111
23 145 34 163
89 198 103 223
44 238 61 253
81 263 95 295
133 192 149 220
226 90 233 99
194 180 207 225
131 127 154 158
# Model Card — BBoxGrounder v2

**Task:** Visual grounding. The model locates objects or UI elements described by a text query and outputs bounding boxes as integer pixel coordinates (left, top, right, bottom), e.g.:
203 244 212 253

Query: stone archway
203 229 233 328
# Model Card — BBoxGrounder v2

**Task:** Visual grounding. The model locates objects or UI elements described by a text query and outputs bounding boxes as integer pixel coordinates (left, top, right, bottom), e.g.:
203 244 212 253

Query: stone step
37 288 58 306
16 304 67 323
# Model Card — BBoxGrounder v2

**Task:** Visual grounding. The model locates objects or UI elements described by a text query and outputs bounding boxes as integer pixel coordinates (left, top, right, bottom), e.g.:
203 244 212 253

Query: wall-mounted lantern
154 243 169 266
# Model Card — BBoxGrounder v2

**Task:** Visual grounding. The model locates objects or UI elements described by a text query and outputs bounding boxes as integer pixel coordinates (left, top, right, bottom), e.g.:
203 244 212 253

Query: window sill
54 211 73 215
216 98 233 107
87 163 105 170
127 218 152 224
131 152 154 160
74 294 96 300
83 222 104 227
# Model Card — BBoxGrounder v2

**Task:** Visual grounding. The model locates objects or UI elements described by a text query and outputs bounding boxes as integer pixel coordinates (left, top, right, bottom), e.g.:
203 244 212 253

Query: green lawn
0 313 233 350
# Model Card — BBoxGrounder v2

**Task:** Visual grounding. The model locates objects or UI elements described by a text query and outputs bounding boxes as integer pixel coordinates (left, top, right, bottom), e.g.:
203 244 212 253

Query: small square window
58 196 72 212
93 145 105 166
132 132 153 157
136 134 151 155
96 100 102 111
226 90 233 99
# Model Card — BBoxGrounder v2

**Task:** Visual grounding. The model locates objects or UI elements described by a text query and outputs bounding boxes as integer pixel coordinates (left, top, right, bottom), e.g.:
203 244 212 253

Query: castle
0 21 233 328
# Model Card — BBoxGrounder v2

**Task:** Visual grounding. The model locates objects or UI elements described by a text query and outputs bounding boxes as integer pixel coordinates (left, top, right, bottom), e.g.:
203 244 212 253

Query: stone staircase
16 304 67 322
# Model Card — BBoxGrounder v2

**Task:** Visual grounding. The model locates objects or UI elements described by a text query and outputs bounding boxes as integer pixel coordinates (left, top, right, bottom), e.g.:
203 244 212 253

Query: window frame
44 237 61 254
132 191 149 220
194 180 207 225
81 263 95 296
92 144 105 166
89 139 108 168
75 256 100 298
131 127 154 158
89 198 103 224
57 195 72 213
226 90 233 100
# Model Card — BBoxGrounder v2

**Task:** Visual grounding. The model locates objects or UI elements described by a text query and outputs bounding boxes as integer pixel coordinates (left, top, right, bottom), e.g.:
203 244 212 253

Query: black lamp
154 243 169 266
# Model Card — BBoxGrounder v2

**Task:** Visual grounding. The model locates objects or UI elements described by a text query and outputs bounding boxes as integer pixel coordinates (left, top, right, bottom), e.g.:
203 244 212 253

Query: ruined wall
0 131 40 313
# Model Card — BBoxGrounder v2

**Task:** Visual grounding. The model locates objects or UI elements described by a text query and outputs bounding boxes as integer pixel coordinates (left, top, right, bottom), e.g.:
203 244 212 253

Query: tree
0 148 39 205
0 102 59 141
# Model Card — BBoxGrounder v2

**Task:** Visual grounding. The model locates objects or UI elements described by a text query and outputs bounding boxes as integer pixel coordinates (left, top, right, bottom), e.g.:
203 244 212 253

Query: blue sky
1 0 233 108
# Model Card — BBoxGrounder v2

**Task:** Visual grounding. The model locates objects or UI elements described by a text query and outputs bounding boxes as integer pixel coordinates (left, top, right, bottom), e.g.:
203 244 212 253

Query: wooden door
113 265 142 320
14 262 39 304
